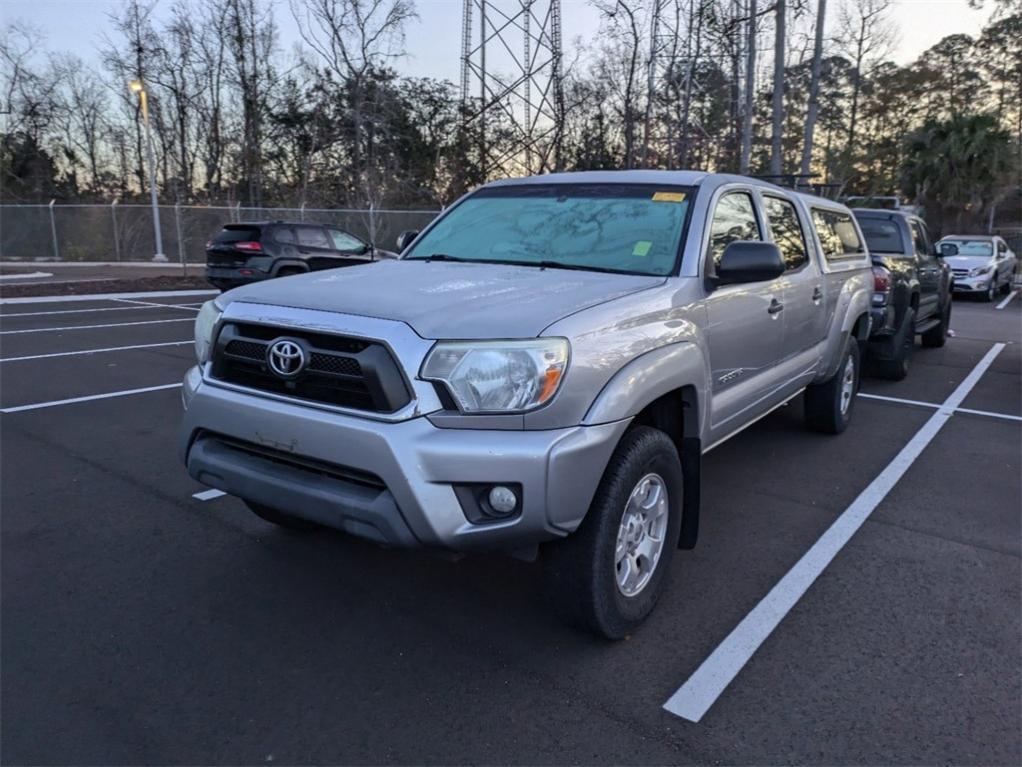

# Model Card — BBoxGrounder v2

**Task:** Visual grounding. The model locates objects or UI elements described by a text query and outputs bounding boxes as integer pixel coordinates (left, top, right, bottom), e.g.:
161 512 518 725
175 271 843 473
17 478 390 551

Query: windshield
404 184 693 276
942 239 993 257
857 218 904 254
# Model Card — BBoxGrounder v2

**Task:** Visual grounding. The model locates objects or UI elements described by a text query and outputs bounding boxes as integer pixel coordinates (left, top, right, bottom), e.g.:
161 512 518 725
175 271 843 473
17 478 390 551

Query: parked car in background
937 235 1017 302
205 221 396 290
853 208 953 380
182 171 874 638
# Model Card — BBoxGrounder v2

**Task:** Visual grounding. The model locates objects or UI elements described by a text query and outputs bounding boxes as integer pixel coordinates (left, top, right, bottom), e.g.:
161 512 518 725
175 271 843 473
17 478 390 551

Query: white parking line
0 341 192 363
193 489 227 501
0 383 182 414
0 289 216 305
1 304 194 318
995 290 1018 310
858 392 1020 423
663 342 1006 723
112 297 201 311
0 318 192 335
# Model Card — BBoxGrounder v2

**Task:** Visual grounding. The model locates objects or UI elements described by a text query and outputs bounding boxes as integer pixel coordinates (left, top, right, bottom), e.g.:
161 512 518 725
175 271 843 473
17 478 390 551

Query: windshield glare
943 239 993 257
404 184 693 276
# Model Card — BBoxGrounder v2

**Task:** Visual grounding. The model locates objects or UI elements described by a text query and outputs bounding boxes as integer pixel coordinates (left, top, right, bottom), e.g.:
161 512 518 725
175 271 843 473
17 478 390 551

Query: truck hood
945 255 993 271
220 259 666 339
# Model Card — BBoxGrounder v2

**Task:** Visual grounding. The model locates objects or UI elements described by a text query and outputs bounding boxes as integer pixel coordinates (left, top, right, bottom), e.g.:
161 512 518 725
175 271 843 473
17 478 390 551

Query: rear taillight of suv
872 265 891 304
234 241 262 251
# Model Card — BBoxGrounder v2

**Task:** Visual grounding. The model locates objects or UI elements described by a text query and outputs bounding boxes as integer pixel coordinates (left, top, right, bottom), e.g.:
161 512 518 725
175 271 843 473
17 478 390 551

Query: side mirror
396 230 420 252
715 241 786 286
939 242 959 258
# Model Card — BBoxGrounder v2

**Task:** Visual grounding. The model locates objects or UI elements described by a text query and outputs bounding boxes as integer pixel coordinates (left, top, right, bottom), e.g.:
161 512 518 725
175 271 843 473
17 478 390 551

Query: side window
812 209 863 262
910 221 930 257
327 228 365 252
997 239 1007 253
273 226 296 244
709 192 761 268
763 195 808 271
296 226 330 249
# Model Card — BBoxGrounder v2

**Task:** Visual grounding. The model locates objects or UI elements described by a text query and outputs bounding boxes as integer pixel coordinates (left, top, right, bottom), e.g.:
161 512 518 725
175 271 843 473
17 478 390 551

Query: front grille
211 322 411 413
952 269 969 277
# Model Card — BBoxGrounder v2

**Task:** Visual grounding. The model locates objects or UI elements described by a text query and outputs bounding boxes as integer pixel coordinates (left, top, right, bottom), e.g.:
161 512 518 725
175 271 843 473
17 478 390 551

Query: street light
129 79 167 262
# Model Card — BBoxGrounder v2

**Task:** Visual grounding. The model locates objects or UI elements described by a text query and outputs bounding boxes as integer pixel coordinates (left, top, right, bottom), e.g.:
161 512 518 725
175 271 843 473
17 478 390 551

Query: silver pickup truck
181 171 873 637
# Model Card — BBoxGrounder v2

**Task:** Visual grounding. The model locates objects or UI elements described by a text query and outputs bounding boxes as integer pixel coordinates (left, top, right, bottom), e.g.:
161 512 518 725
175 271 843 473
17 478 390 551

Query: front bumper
952 275 992 292
180 367 628 552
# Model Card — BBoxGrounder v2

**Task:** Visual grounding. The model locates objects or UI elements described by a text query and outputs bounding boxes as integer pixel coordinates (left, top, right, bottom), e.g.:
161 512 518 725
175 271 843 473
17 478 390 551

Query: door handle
767 299 784 315
812 286 823 302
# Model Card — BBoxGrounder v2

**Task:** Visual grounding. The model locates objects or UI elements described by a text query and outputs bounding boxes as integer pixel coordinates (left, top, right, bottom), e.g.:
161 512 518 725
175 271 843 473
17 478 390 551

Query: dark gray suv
205 221 395 290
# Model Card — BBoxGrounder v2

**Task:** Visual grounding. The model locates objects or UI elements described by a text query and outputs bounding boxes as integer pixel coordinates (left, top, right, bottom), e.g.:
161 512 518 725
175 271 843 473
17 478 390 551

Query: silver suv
181 171 873 637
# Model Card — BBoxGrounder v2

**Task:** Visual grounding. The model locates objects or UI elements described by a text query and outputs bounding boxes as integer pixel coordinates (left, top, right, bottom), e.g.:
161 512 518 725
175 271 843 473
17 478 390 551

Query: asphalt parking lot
2 287 1019 765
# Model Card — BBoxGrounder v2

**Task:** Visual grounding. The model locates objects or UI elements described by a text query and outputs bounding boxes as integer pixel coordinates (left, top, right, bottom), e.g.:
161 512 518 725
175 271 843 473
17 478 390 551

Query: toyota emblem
267 339 306 378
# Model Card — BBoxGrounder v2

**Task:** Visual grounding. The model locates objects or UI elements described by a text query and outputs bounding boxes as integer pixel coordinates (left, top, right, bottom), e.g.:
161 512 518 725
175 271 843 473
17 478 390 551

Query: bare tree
769 0 785 175
291 0 416 202
739 0 757 173
594 0 645 169
836 0 895 168
799 0 826 178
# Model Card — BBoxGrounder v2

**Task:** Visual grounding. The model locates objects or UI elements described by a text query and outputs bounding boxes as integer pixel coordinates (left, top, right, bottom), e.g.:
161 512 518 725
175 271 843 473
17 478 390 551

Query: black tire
542 426 683 639
982 278 996 302
921 298 951 348
805 336 860 434
872 307 915 381
244 501 322 531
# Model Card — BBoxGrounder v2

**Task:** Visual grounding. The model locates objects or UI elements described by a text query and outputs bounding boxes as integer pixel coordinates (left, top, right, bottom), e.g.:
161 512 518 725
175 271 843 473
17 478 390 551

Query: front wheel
982 278 997 302
804 337 860 434
542 426 683 639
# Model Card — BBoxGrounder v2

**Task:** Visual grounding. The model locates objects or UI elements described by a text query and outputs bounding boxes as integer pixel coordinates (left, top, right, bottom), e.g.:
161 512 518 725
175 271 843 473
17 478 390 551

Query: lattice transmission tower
460 0 565 177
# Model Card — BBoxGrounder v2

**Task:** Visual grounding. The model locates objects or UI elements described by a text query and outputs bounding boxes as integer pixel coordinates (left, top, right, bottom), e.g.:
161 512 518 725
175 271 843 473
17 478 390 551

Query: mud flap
678 436 700 549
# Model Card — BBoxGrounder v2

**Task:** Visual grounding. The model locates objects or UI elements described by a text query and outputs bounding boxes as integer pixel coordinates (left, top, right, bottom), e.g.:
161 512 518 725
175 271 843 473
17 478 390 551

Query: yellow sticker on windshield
652 191 686 202
632 241 652 257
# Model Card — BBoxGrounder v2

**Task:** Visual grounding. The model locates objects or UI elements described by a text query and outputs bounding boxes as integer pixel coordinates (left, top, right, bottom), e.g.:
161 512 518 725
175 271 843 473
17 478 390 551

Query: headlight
194 300 223 363
422 338 569 413
970 265 993 277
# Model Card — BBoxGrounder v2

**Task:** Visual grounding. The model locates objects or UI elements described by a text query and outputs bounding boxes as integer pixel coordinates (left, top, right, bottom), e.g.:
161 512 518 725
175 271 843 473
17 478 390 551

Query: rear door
294 225 336 270
762 194 826 372
909 218 940 319
703 189 786 439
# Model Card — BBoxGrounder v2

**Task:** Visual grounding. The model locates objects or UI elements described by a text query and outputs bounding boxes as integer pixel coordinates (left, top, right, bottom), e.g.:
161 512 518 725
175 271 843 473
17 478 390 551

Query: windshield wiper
502 259 631 275
418 253 471 262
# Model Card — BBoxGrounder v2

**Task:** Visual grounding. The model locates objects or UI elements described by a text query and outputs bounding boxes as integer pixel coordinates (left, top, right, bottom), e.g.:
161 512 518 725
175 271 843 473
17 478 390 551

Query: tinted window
763 196 808 271
404 184 692 276
857 218 903 254
910 221 931 256
296 226 330 248
327 228 365 251
214 226 260 244
272 226 296 244
709 192 761 267
814 209 864 261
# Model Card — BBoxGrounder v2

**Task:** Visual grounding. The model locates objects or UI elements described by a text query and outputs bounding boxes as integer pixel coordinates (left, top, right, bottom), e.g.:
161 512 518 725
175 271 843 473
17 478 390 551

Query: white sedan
939 235 1018 302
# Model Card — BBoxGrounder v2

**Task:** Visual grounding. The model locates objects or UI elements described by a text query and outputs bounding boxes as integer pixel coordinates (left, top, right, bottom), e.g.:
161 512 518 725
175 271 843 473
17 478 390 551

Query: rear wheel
805 337 860 434
542 426 683 639
921 298 951 348
244 501 322 531
871 307 915 381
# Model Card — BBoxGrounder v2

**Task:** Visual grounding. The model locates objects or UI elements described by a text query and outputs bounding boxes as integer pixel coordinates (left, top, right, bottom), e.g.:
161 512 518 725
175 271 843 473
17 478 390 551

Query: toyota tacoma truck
181 171 873 638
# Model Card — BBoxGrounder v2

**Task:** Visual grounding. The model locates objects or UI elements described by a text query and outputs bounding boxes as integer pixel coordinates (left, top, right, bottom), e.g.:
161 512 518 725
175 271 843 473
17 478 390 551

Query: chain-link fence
0 203 441 263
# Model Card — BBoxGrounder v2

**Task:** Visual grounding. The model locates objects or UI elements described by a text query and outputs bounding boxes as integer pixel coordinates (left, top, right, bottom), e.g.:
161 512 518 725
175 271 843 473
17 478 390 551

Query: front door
910 219 940 319
703 190 786 440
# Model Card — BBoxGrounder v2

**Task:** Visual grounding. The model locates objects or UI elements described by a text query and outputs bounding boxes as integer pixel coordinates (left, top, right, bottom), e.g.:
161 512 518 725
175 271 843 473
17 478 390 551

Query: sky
1 0 996 87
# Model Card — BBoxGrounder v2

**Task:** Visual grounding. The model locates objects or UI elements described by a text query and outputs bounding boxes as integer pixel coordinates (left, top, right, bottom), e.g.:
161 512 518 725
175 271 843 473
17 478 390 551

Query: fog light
488 485 518 514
